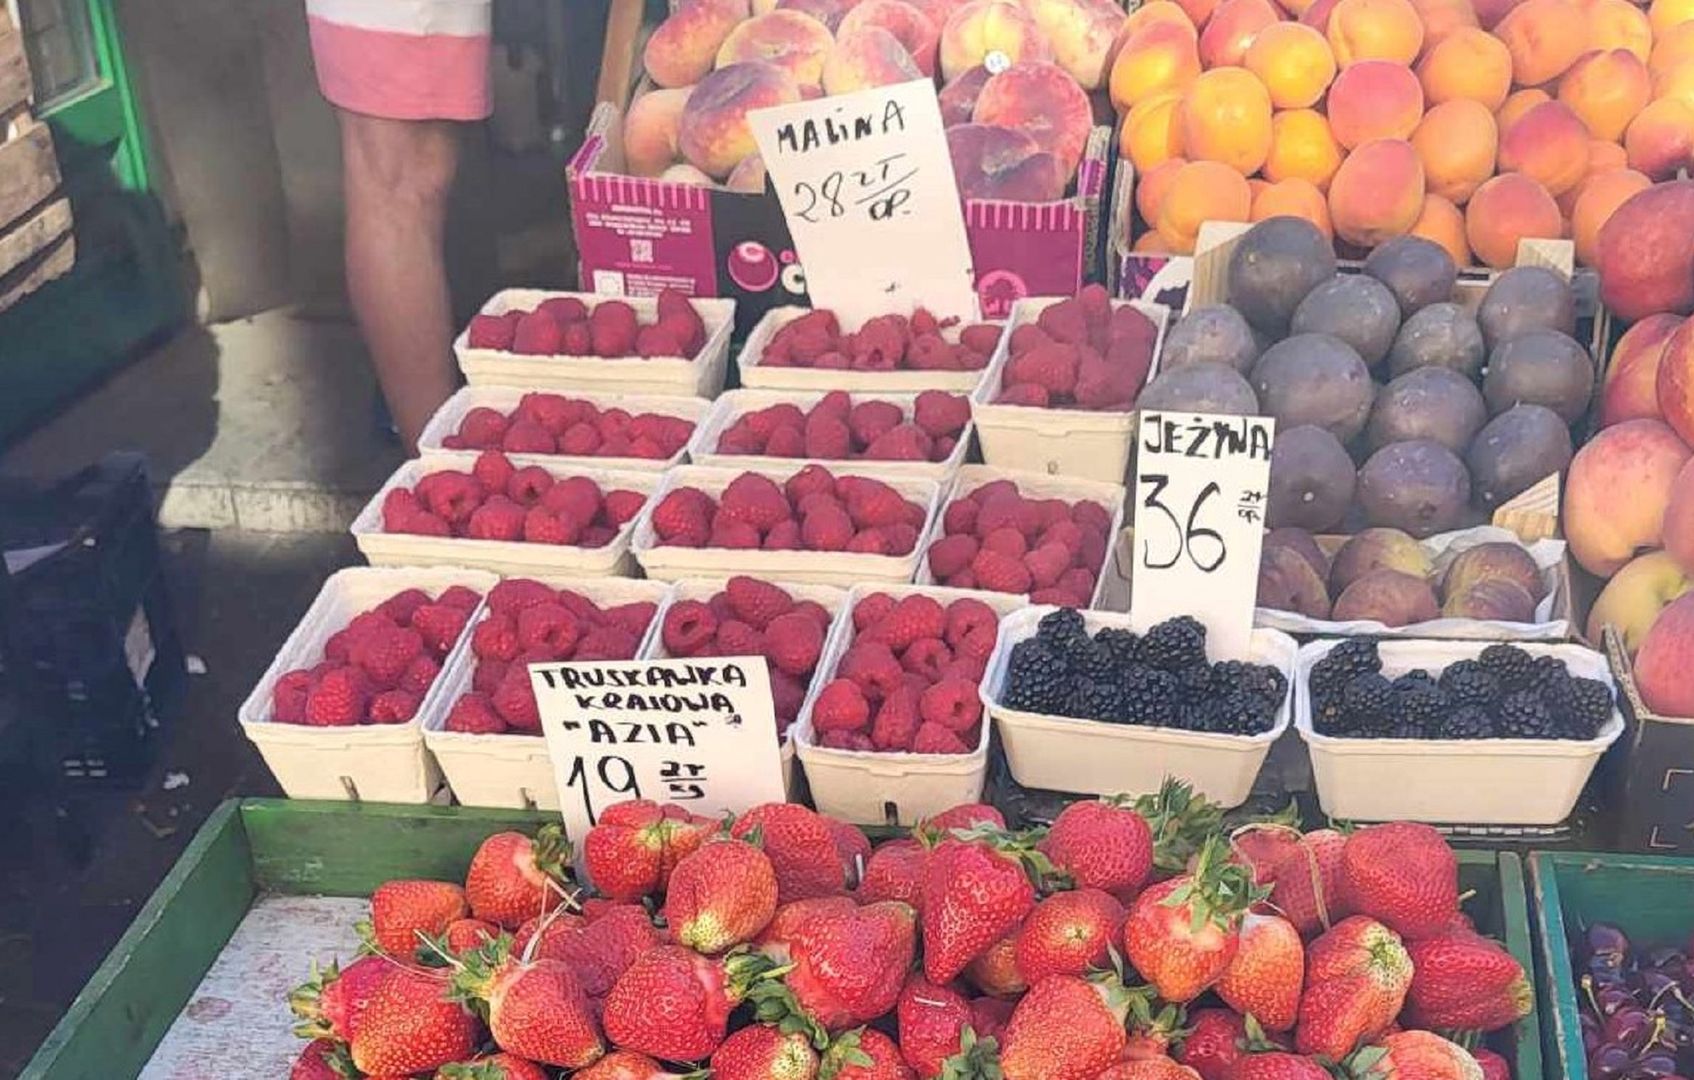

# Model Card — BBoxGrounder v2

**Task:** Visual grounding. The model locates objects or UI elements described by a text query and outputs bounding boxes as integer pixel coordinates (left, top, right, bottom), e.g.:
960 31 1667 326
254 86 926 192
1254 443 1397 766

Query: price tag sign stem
1128 410 1276 658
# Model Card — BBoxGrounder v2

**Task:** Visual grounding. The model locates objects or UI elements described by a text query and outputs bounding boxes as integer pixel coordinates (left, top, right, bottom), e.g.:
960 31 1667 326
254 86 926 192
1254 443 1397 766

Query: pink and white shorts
306 0 492 122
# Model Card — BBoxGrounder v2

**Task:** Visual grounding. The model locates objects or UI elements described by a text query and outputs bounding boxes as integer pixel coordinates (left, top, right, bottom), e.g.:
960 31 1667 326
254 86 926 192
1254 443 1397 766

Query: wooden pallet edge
0 227 74 313
0 195 71 280
0 120 61 231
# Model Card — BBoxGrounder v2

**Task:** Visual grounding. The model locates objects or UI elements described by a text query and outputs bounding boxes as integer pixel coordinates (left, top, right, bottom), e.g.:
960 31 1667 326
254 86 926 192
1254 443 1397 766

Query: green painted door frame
0 0 185 444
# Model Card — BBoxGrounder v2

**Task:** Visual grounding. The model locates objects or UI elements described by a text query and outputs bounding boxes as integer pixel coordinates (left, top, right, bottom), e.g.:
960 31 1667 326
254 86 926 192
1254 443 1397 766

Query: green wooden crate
1456 850 1545 1080
1529 851 1694 1080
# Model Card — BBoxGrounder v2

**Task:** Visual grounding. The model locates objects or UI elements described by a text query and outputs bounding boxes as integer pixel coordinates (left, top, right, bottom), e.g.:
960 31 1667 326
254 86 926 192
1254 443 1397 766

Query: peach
717 10 835 87
1635 591 1694 713
1409 193 1472 263
1120 90 1189 170
678 61 803 178
1300 0 1344 30
1243 22 1337 108
947 123 1068 201
1156 160 1255 251
1252 177 1334 236
1328 138 1426 247
1179 66 1275 175
1666 457 1694 573
1557 50 1651 143
1464 173 1563 268
1110 22 1203 110
974 61 1095 179
725 152 769 192
1411 99 1498 204
1599 181 1694 321
1176 0 1224 29
1326 61 1425 149
1651 0 1694 35
1248 177 1272 201
645 0 745 88
938 65 992 125
939 0 1053 81
1587 550 1694 653
1473 0 1525 28
1136 156 1190 223
1263 107 1344 188
1200 0 1282 67
1409 0 1480 44
1563 417 1693 577
1496 88 1550 133
1582 0 1653 61
1658 318 1694 447
1024 0 1130 89
1601 312 1683 426
839 1 942 74
1134 229 1176 252
1416 28 1513 111
624 88 692 177
1624 97 1694 181
1651 22 1694 79
1655 62 1694 110
1127 0 1200 36
822 28 925 93
1494 0 1587 85
1572 168 1652 267
1497 101 1592 196
661 162 717 185
908 0 970 25
1326 0 1425 65
776 0 857 28
1588 139 1629 174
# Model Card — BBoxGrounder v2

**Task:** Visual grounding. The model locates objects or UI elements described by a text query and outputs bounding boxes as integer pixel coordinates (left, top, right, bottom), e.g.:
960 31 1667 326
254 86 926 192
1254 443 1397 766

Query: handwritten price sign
1129 411 1276 658
747 78 978 327
530 657 786 843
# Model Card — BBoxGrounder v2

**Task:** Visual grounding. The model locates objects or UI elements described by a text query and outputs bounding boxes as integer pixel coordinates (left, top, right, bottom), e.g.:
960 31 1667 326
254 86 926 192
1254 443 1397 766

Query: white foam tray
417 384 711 472
350 454 659 577
985 607 1298 807
970 296 1172 485
238 566 497 803
454 289 736 398
734 305 1001 394
1294 638 1626 825
629 463 941 586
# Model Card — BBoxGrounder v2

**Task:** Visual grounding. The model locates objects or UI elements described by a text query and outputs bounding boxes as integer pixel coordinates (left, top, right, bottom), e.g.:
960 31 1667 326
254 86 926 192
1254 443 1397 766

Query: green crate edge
1472 849 1544 1080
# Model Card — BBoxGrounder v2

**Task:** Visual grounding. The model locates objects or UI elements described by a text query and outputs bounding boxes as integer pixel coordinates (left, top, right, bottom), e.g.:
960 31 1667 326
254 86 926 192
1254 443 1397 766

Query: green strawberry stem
743 979 831 1050
939 1026 1003 1080
1161 834 1269 935
288 959 342 1040
722 947 790 1003
946 824 1064 892
1134 779 1225 875
1124 983 1190 1045
531 823 572 881
820 1028 878 1080
448 934 518 1019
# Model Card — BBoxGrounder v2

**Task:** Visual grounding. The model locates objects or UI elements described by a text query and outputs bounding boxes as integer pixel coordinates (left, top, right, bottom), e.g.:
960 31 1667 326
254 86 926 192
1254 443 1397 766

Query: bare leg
338 111 462 450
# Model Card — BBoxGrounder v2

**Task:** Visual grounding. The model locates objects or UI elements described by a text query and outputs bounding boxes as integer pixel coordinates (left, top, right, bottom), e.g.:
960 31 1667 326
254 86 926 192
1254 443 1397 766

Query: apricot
1625 97 1694 181
1155 160 1255 252
1134 229 1177 253
1652 23 1694 79
1655 62 1694 111
1494 0 1587 85
1179 66 1275 175
1409 0 1480 45
1326 0 1425 64
1327 60 1425 149
1572 168 1653 266
1416 27 1513 110
1110 21 1204 110
1409 193 1472 263
1127 0 1201 36
1411 99 1498 204
1464 172 1564 268
1497 100 1592 196
1558 49 1652 142
1589 140 1629 174
1263 107 1345 189
1120 90 1189 171
1252 177 1335 237
1582 0 1653 62
1244 22 1338 107
1200 0 1283 67
1328 138 1426 247
1496 88 1551 134
1136 156 1190 224
1651 0 1694 35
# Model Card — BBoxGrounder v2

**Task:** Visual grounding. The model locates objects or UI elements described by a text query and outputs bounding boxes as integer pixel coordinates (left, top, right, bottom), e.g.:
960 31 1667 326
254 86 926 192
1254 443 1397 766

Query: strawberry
1470 1049 1511 1080
1097 1062 1204 1080
758 901 917 1031
895 975 974 1076
509 911 585 963
464 826 572 930
573 1050 697 1079
1000 973 1135 1080
290 955 394 1042
710 1024 821 1079
857 838 926 909
766 611 825 676
1403 927 1533 1031
759 897 860 952
1264 828 1349 937
1040 798 1155 901
452 940 604 1067
1224 1052 1333 1080
963 931 1026 997
365 880 468 957
1014 887 1126 985
1123 837 1261 1003
436 1052 550 1080
443 918 500 956
1216 913 1303 1031
290 1039 350 1080
1175 1009 1249 1080
820 1028 914 1080
583 799 715 901
602 945 782 1061
827 819 872 888
1295 917 1412 1060
350 966 480 1075
1339 823 1459 941
920 834 1041 983
665 837 780 953
1350 1030 1484 1080
732 802 847 903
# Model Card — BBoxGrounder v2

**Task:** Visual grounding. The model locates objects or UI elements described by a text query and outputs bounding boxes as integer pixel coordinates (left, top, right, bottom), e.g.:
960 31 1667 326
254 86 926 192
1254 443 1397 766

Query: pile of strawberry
380 452 647 545
439 392 694 461
924 479 1114 606
444 579 657 736
658 576 835 739
465 289 705 360
760 308 1000 373
994 286 1159 411
807 591 1000 756
715 390 971 464
285 791 1528 1080
270 585 478 727
649 466 929 555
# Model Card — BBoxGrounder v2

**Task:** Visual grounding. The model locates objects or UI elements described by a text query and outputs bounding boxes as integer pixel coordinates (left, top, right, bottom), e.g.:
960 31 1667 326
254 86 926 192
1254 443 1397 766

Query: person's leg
337 111 462 451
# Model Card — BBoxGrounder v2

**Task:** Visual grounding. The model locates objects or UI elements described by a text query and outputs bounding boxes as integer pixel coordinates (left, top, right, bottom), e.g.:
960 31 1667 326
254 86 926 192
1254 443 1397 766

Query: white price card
531 656 786 843
1129 410 1276 658
747 78 978 327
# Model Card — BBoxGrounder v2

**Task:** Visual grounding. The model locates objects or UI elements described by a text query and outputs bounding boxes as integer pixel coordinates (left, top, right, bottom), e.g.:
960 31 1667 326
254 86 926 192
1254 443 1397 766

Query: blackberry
1066 678 1127 723
1565 678 1614 737
1003 639 1070 713
1137 616 1208 672
1215 660 1288 710
1311 639 1383 701
1190 690 1274 735
1342 673 1396 725
1497 689 1559 738
1096 627 1141 668
1437 705 1494 739
1036 608 1091 659
1479 644 1535 691
1531 655 1575 713
1439 660 1502 707
1393 671 1450 728
1073 642 1120 684
1120 666 1178 726
1386 718 1429 739
1175 663 1215 698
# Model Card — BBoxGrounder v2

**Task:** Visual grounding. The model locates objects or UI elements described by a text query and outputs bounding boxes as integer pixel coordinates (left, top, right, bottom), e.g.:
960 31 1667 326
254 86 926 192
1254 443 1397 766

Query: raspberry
501 418 555 454
556 589 602 624
1025 543 1072 589
370 688 422 724
517 392 581 433
489 579 555 616
561 322 592 354
635 324 684 359
765 611 824 676
412 603 472 656
473 660 508 695
982 527 1028 559
748 403 807 439
467 312 521 350
948 570 977 589
400 654 442 694
864 424 931 461
523 508 579 545
466 497 526 541
854 593 897 633
517 603 582 654
710 516 762 549
576 625 640 660
846 530 890 554
770 669 807 727
785 464 836 504
629 436 667 459
928 534 980 580
662 600 718 656
960 323 1003 356
1078 531 1108 575
997 384 1051 407
418 471 483 524
381 488 424 531
720 473 792 532
507 466 554 506
803 410 852 459
819 730 876 751
1007 342 1081 398
848 400 903 448
902 637 952 682
913 721 970 754
871 687 920 751
652 487 713 547
842 478 909 529
323 629 353 664
447 692 507 734
601 601 658 637
492 666 542 732
1059 567 1098 603
811 679 871 734
945 599 1000 660
1037 297 1090 346
766 426 806 457
972 549 1034 594
870 594 947 651
512 311 563 354
726 576 794 630
791 600 833 630
543 476 604 524
559 423 602 456
588 300 639 356
305 667 368 726
352 625 426 687
716 619 765 657
921 678 983 733
604 489 648 527
764 520 802 549
942 500 979 537
272 669 313 724
657 288 706 350
537 296 589 325
801 501 855 551
839 641 905 702
377 588 432 626
1072 499 1112 533
1030 586 1083 607
914 391 972 438
906 333 958 370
